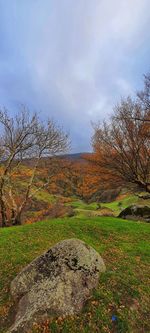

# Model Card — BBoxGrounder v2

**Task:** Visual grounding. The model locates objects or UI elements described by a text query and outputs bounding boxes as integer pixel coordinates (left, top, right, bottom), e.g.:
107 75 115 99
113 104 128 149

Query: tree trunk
0 203 8 227
0 196 8 227
13 215 22 226
11 210 22 226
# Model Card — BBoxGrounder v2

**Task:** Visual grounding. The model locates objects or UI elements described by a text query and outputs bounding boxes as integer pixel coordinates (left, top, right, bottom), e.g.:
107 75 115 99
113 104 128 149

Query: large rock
118 205 150 222
8 239 106 333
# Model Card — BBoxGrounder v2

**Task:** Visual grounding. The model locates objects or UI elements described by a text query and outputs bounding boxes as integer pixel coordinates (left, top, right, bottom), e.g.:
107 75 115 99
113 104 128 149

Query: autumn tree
0 107 69 227
92 75 150 193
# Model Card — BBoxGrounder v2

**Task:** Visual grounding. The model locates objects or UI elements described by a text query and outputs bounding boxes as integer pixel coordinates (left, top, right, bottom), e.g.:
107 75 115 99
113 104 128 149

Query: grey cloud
0 0 150 151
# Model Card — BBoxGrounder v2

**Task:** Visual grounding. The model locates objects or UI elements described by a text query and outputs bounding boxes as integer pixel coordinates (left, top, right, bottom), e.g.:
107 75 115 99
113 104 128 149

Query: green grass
32 189 56 203
103 195 138 214
69 200 99 210
70 194 150 217
0 216 150 333
68 195 139 217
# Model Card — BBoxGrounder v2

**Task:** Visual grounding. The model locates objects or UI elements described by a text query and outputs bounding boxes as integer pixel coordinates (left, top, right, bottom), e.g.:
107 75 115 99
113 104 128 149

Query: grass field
0 216 149 333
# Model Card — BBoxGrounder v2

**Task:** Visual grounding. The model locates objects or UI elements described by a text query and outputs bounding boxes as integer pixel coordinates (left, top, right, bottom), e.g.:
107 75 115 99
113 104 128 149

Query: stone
118 205 150 222
8 239 106 333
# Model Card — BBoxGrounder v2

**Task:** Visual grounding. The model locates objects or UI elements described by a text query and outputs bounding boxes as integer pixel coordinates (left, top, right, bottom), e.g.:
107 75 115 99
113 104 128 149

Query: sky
0 0 150 152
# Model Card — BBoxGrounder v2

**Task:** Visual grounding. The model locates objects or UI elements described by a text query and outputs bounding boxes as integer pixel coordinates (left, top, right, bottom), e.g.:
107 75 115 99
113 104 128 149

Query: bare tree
92 78 150 193
0 107 69 227
137 73 150 111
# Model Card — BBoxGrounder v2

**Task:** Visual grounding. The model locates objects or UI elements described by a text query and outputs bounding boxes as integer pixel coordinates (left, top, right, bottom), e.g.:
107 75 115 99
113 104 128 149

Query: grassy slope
103 195 138 212
70 194 150 217
0 216 149 333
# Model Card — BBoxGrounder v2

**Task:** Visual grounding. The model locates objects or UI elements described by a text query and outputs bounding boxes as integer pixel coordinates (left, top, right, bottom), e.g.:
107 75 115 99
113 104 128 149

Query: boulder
118 205 150 222
8 239 106 333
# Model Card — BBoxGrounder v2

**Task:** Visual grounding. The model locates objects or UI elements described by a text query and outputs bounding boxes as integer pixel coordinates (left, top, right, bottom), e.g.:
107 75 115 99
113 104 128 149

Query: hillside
0 216 149 333
60 152 90 161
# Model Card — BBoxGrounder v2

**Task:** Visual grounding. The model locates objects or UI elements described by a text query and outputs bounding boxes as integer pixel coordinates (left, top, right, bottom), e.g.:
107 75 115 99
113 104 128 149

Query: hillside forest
0 73 149 227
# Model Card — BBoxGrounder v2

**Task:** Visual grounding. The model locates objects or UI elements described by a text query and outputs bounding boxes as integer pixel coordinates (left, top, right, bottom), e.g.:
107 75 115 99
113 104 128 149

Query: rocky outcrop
8 239 106 333
118 205 150 222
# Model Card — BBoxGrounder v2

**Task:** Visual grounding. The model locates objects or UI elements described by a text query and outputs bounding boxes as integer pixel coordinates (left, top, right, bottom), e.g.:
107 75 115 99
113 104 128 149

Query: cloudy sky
0 1 150 152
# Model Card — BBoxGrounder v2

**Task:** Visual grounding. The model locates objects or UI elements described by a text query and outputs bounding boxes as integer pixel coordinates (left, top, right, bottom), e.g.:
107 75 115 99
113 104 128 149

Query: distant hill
14 152 91 168
61 152 91 161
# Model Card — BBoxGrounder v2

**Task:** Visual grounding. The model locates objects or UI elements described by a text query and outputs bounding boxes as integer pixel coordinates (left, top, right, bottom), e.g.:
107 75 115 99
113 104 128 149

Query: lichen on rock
8 238 106 333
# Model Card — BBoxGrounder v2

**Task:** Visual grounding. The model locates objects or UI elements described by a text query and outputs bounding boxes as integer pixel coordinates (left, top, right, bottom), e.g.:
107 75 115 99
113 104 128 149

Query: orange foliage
39 154 120 202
